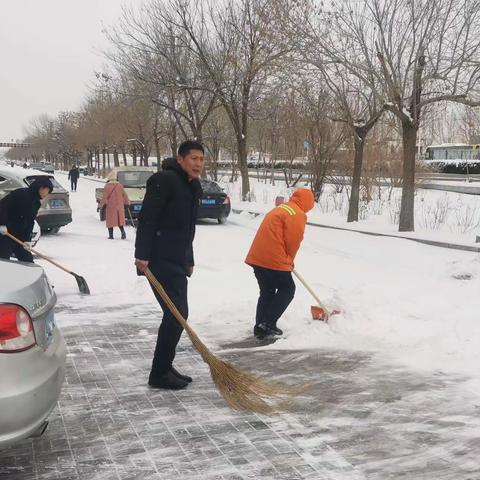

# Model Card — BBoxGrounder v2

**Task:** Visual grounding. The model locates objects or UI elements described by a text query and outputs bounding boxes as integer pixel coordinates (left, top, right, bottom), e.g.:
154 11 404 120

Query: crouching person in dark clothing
0 177 53 262
135 141 204 390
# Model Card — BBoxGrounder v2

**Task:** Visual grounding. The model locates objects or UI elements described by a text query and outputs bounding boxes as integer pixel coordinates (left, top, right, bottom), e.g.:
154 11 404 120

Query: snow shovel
126 206 136 229
292 269 340 322
5 231 90 295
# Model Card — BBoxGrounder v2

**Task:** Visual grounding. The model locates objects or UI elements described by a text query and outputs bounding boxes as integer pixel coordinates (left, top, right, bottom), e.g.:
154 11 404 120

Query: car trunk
0 260 57 350
43 192 69 210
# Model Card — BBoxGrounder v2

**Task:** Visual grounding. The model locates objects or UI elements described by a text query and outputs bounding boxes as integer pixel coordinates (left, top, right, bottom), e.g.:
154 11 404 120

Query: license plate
49 199 65 208
132 204 142 211
201 199 216 205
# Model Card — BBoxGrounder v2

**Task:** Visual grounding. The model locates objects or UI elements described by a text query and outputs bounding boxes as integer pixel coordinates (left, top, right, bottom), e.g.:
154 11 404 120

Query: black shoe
253 325 266 339
121 232 126 239
271 325 283 335
257 322 283 337
171 366 192 383
148 371 188 390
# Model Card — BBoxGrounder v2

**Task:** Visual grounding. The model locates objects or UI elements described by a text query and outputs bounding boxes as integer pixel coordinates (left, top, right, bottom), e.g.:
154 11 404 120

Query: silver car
0 259 66 447
0 166 72 233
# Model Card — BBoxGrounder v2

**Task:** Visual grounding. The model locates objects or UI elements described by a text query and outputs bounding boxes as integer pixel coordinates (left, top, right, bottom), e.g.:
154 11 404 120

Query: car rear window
117 171 154 187
24 175 64 190
200 180 224 194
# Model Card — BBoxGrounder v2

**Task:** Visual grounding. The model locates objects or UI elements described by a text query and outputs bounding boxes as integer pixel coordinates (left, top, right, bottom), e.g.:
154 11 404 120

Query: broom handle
5 231 73 275
292 269 331 315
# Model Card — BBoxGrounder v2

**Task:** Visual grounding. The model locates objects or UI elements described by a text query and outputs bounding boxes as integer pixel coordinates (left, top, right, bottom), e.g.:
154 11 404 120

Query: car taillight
223 196 230 204
0 304 36 353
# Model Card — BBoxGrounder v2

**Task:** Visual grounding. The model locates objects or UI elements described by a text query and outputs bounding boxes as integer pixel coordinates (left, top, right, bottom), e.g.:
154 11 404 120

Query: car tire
217 216 227 225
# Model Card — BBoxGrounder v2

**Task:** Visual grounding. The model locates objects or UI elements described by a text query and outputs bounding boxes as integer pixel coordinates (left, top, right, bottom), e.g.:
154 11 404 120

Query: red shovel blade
311 306 341 322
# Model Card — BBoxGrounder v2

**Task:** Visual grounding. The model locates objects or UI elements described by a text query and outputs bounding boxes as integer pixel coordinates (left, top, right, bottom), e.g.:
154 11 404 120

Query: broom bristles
145 268 308 414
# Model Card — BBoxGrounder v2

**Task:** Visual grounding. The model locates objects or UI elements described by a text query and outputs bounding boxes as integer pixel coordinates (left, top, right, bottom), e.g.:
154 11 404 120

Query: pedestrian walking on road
99 172 130 239
134 140 204 390
0 177 53 262
68 164 80 192
245 188 315 339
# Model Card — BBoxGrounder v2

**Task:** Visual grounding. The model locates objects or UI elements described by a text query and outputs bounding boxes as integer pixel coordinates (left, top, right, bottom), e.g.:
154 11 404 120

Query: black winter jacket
134 159 202 272
0 177 53 241
68 167 80 181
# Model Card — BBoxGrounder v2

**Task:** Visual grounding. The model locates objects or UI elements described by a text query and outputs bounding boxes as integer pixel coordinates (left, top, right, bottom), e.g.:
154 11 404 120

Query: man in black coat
0 177 54 262
68 165 80 192
135 140 204 390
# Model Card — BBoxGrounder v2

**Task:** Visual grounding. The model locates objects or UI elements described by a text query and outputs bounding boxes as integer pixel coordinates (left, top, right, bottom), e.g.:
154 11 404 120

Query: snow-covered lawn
218 176 480 247
37 172 480 400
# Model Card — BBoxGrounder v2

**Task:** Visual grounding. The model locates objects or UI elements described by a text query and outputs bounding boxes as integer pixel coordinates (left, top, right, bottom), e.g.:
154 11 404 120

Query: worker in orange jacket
245 188 315 338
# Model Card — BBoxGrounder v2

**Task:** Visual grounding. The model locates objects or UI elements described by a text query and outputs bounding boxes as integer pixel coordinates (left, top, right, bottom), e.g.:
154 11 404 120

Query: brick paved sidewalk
0 321 362 480
1 320 478 480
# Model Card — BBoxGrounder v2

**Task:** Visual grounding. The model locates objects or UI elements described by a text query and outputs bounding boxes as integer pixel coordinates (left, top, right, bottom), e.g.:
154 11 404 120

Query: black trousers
0 236 34 263
148 263 188 380
253 266 295 327
70 179 78 191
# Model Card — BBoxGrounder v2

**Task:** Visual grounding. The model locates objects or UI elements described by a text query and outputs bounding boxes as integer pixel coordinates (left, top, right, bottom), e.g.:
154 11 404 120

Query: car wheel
217 215 227 225
50 227 60 234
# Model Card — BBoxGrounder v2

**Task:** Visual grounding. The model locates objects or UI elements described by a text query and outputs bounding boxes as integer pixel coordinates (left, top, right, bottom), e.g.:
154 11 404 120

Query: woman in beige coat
99 172 131 239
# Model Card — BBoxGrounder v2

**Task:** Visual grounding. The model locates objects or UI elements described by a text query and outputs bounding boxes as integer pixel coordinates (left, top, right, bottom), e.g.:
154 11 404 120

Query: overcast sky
0 0 130 141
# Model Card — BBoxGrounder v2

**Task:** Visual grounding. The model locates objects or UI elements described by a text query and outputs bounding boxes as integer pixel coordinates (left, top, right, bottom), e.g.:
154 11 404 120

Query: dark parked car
198 179 231 224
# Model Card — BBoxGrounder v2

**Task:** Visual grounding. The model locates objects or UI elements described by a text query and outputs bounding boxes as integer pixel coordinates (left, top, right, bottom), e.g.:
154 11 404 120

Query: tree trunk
237 135 250 200
122 149 127 166
95 148 100 177
132 145 137 166
87 150 92 170
399 121 417 232
101 148 106 178
170 123 178 156
211 134 219 181
154 136 161 172
113 147 119 167
347 134 365 222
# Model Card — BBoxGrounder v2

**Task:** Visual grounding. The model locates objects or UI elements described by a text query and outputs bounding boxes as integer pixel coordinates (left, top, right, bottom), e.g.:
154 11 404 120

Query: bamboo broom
145 268 307 414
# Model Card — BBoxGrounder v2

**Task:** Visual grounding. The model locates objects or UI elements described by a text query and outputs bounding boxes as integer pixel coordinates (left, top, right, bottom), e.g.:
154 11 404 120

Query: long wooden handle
5 231 73 275
292 269 330 315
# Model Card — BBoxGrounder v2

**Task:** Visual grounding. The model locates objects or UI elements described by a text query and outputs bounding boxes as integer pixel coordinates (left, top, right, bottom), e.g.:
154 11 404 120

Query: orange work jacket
245 188 314 271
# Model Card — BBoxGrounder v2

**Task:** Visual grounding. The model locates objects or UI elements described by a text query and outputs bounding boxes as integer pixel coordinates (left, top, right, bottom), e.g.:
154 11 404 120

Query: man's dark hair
178 140 204 158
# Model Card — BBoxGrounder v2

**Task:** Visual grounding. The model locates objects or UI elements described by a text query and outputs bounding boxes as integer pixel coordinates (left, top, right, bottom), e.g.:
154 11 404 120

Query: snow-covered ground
219 176 480 247
37 172 480 400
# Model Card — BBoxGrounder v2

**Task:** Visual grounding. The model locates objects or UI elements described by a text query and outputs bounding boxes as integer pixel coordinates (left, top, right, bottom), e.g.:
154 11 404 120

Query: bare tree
167 0 289 200
300 82 347 200
106 3 218 146
288 0 480 231
318 64 384 222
